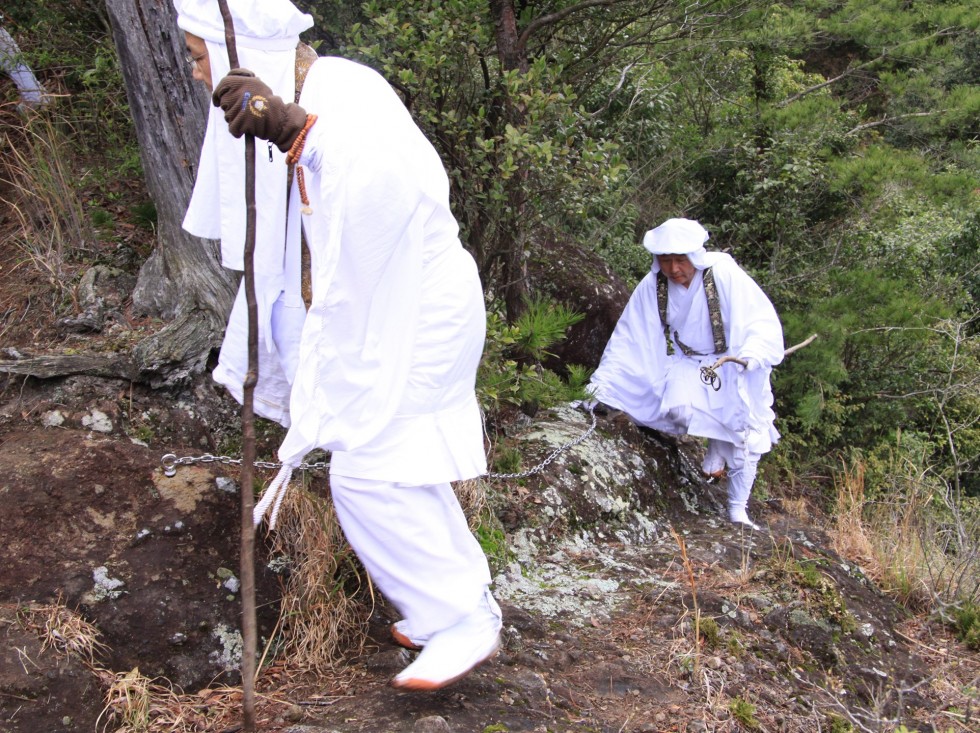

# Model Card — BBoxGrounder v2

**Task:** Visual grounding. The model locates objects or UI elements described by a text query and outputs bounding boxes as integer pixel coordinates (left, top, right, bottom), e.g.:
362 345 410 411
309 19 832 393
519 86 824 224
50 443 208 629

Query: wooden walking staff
215 0 259 729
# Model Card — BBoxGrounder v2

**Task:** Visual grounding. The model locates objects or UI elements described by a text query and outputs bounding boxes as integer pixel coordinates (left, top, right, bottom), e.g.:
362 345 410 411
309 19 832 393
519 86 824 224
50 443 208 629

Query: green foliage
481 725 509 733
696 135 842 274
130 201 158 232
776 265 954 448
513 297 585 362
826 714 855 733
3 0 144 297
829 145 980 223
474 520 510 576
299 1 979 512
942 208 980 322
953 602 980 650
90 208 113 229
729 697 760 729
698 616 720 650
477 297 589 415
1 114 95 294
491 445 522 476
7 2 137 161
794 560 823 589
317 0 627 293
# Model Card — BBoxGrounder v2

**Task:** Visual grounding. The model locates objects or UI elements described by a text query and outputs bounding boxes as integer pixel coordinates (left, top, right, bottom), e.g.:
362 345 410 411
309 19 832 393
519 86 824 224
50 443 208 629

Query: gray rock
414 715 452 732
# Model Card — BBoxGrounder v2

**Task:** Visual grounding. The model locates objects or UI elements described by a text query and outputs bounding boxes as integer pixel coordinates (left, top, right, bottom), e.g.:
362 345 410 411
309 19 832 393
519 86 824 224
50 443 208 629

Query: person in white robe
173 0 500 691
587 218 785 529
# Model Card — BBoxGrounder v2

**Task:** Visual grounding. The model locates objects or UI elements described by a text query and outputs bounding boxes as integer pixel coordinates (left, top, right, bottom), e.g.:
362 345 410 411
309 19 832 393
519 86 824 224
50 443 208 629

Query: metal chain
485 404 598 480
160 405 598 481
160 453 328 478
699 364 723 391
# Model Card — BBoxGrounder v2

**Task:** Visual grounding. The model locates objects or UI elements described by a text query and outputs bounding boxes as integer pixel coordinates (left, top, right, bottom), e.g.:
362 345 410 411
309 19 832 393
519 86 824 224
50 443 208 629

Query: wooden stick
214 2 257 731
783 332 818 357
709 333 820 371
708 354 748 370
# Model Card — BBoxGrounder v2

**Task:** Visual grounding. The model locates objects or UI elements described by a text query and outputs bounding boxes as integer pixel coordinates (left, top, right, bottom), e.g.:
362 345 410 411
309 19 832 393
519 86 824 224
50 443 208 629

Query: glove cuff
276 103 311 153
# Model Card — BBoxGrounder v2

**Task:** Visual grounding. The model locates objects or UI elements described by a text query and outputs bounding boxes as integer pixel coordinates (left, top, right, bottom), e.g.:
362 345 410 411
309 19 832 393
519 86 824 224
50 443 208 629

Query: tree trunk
105 0 235 382
489 0 528 74
489 0 529 322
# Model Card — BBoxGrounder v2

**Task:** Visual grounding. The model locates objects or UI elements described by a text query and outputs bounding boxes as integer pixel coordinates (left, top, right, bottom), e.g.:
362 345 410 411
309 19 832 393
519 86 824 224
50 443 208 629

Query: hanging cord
252 463 294 529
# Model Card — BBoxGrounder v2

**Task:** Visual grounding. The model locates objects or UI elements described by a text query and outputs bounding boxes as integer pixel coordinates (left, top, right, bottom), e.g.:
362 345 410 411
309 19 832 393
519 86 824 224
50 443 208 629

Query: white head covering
174 0 313 274
174 0 312 50
643 218 714 272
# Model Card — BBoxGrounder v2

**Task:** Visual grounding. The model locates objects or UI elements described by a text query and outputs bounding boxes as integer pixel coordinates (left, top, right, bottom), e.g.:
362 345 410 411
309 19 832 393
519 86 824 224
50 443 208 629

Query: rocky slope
0 374 975 733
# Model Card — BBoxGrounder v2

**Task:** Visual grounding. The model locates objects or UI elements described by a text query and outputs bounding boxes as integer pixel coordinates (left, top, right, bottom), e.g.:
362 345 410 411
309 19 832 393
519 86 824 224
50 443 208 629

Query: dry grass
0 113 93 300
831 456 980 613
95 668 282 733
454 477 490 528
670 525 704 678
97 668 155 732
779 496 812 522
830 460 879 575
16 598 107 666
266 475 369 675
12 599 258 732
832 457 935 609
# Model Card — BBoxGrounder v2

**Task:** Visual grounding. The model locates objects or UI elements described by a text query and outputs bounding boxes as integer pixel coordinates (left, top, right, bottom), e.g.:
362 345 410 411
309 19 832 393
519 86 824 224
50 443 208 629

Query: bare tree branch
845 110 944 136
779 26 962 108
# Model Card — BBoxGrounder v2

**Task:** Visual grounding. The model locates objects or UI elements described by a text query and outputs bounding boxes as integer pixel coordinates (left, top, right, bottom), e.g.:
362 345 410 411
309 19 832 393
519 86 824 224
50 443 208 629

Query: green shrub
729 697 760 729
953 602 980 651
477 296 589 416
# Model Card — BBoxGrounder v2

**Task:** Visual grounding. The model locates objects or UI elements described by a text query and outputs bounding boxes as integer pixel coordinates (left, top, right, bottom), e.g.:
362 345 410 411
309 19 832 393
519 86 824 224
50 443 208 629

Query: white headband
644 218 721 273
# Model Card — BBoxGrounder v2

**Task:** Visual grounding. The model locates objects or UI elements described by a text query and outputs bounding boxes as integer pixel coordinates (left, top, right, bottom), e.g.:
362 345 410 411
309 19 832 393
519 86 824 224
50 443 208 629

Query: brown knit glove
211 69 308 153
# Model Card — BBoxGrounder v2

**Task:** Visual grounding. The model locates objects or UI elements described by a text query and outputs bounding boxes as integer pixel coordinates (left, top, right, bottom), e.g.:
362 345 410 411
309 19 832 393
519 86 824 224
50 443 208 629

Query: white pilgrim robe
211 57 487 485
589 254 784 455
177 16 492 639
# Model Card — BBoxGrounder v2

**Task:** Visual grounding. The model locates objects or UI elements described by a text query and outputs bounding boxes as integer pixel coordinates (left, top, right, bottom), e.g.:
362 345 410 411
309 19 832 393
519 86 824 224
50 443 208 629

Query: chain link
699 364 722 391
159 452 329 478
160 406 598 481
484 405 598 480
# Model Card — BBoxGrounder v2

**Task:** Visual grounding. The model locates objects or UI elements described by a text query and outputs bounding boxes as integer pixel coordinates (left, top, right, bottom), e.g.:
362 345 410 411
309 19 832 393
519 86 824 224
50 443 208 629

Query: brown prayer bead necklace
286 113 318 214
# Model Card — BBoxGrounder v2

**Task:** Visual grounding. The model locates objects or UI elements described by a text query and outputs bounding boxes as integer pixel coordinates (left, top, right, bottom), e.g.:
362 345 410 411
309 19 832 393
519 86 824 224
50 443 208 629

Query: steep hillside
0 373 975 732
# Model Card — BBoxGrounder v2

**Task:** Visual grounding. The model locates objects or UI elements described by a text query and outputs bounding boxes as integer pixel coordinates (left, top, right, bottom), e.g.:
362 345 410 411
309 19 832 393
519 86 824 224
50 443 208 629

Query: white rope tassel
267 470 291 529
253 464 294 529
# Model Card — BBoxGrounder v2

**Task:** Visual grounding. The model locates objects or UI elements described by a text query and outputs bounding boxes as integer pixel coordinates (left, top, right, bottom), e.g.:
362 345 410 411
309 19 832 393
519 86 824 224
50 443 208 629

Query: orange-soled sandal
390 621 424 651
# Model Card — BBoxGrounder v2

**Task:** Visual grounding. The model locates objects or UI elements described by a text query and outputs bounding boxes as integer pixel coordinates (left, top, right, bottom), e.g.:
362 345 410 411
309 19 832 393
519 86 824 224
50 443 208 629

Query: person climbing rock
587 218 785 530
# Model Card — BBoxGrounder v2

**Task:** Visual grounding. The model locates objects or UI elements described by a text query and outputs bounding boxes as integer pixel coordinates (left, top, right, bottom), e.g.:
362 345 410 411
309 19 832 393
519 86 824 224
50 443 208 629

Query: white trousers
702 439 761 514
329 474 492 639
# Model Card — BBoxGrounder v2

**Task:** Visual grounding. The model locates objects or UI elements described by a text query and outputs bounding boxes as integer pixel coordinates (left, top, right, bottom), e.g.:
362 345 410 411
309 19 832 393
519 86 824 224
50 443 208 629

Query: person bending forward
588 218 785 529
174 0 500 690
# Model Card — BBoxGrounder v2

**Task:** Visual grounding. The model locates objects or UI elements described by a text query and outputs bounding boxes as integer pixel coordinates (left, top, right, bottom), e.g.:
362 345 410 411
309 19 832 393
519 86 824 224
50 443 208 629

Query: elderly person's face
184 32 213 90
657 254 696 288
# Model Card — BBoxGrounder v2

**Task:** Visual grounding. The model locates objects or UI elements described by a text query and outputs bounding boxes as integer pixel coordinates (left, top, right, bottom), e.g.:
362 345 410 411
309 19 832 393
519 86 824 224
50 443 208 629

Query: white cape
589 253 784 454
209 57 487 484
